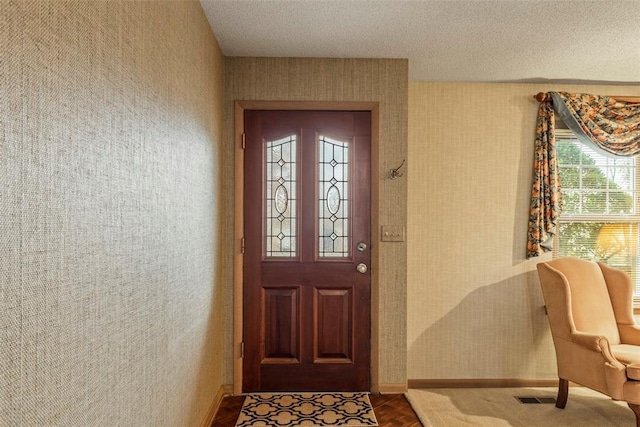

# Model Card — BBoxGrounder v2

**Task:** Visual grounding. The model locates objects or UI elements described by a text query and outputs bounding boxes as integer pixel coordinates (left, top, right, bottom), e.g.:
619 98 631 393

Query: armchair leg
628 403 640 427
556 378 568 409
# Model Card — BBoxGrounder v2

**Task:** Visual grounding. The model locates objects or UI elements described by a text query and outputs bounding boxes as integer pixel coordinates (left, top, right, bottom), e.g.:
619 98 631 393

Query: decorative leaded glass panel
265 135 297 257
318 135 349 257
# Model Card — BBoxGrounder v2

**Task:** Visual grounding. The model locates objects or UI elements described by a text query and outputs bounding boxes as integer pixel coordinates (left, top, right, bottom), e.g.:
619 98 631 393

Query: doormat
234 392 378 427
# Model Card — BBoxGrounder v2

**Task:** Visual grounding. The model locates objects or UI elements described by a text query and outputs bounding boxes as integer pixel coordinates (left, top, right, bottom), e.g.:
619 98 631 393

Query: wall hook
390 159 405 179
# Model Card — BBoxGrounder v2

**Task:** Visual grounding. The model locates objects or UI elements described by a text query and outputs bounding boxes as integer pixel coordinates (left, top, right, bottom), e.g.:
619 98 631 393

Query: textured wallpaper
1 1 224 425
223 57 409 389
407 82 640 381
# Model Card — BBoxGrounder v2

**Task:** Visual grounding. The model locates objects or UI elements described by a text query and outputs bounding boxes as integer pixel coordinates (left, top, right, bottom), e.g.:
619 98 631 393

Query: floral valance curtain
527 92 640 258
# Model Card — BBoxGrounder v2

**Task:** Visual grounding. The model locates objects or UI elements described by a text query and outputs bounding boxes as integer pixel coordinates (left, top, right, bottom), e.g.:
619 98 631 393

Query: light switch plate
381 225 405 242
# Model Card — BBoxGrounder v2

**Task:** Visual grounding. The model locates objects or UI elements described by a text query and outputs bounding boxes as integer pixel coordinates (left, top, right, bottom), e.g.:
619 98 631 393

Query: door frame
233 101 380 395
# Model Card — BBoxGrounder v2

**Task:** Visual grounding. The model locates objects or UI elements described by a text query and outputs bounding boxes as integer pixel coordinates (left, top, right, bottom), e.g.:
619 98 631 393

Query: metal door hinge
240 342 245 358
241 237 245 254
241 133 246 149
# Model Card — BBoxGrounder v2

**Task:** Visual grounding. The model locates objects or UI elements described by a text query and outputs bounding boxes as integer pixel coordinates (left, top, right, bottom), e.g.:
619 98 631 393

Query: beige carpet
235 392 378 427
406 387 635 426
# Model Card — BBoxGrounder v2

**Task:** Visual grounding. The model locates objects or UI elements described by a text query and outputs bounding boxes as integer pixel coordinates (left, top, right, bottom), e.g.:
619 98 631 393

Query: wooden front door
243 110 371 392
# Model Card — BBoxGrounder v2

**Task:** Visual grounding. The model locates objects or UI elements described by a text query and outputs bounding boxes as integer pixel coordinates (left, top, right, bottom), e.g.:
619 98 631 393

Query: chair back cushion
540 257 620 345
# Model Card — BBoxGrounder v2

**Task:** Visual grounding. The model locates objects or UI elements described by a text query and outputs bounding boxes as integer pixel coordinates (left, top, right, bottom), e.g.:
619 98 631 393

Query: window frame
552 129 640 307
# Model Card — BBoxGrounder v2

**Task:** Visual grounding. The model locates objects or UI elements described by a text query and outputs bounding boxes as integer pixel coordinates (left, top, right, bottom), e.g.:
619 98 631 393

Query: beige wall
223 58 409 389
407 82 640 380
1 1 225 425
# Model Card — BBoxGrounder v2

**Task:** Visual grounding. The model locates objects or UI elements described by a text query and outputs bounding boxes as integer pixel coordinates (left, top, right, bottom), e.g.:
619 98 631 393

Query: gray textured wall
223 57 409 388
1 1 225 425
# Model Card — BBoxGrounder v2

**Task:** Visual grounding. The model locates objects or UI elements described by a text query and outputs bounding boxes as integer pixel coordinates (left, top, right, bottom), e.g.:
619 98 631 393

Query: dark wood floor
210 393 422 427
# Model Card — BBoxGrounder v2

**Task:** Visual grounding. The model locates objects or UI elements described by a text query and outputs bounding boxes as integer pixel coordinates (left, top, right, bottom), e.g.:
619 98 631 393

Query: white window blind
554 129 640 301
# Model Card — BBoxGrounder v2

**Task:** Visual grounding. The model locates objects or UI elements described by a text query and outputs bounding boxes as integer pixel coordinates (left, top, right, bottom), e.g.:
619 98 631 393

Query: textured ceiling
200 0 640 84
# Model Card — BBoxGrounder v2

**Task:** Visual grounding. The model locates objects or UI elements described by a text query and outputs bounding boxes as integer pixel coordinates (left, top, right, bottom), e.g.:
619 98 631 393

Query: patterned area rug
235 392 378 427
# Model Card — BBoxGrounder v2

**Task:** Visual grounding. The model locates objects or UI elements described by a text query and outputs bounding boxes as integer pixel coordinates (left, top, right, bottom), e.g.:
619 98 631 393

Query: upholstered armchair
537 257 640 426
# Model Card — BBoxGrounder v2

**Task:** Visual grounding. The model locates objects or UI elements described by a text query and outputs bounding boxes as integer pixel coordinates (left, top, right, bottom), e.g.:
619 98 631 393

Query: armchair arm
557 333 624 371
571 331 605 352
619 324 640 346
570 331 624 368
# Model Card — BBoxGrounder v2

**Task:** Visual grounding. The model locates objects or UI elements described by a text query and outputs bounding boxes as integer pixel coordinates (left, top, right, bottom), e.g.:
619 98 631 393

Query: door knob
357 263 368 274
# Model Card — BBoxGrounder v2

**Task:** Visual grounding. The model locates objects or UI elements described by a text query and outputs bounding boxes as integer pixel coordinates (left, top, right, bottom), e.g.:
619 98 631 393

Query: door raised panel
314 287 352 363
263 287 300 362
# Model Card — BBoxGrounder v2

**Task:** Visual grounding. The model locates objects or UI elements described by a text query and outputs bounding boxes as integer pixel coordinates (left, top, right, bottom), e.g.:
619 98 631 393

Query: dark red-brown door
243 110 371 392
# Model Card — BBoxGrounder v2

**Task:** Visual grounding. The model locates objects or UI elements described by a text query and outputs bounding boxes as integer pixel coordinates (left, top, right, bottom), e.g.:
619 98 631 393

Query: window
265 134 297 257
555 129 640 301
318 135 350 258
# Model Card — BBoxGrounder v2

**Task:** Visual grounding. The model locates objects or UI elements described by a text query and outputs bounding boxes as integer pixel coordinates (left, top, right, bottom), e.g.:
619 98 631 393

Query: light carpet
235 392 378 427
406 387 635 426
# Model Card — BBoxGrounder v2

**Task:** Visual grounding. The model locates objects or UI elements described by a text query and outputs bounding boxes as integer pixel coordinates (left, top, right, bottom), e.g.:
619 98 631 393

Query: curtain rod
534 92 640 103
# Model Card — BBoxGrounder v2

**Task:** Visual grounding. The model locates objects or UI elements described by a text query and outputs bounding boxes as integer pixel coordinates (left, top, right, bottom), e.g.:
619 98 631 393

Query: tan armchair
537 257 640 426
